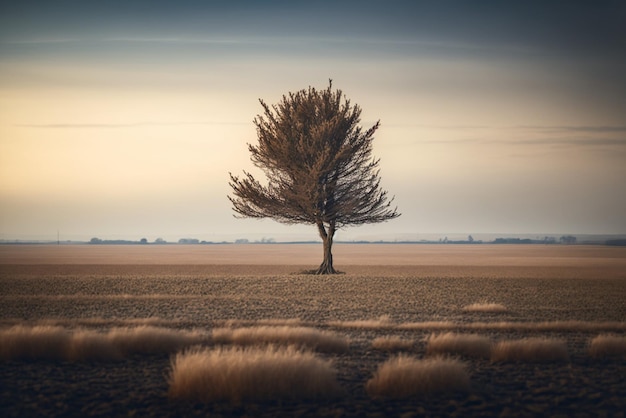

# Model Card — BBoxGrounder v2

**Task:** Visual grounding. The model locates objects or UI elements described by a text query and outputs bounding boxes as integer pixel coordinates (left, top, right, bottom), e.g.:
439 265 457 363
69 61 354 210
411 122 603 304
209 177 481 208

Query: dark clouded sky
1 1 625 241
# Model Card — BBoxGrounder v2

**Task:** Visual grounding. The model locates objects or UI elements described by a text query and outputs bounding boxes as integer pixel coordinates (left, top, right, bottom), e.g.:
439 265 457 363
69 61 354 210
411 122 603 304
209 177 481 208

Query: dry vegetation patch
491 337 569 362
588 334 626 358
0 325 71 361
106 326 208 355
425 332 492 358
462 302 508 313
396 321 626 332
469 320 626 332
67 329 123 361
327 315 394 329
365 355 470 398
168 345 342 402
0 325 208 361
397 321 456 331
211 326 349 353
219 318 308 328
371 336 414 352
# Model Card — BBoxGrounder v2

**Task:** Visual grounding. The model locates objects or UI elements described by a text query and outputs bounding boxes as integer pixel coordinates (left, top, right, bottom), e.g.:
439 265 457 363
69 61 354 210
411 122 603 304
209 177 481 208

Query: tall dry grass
211 326 349 353
220 318 306 328
168 345 342 402
365 355 470 398
371 336 414 352
491 337 569 362
0 325 208 361
0 317 187 329
397 321 457 331
425 332 492 358
0 325 71 361
107 326 207 355
67 329 122 361
465 321 626 332
462 302 507 313
588 334 626 358
398 320 626 332
327 315 394 329
5 318 624 333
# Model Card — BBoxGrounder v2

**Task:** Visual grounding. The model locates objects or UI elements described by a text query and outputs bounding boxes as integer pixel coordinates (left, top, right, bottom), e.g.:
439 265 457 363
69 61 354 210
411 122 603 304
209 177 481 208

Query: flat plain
1 244 625 417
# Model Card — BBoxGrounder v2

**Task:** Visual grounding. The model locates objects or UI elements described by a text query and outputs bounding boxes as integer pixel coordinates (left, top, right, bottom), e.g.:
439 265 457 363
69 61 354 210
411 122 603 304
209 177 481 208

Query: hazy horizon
3 231 624 245
2 1 625 242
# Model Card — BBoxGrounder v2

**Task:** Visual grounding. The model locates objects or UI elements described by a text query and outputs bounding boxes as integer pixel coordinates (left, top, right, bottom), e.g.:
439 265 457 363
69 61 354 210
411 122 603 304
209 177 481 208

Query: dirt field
1 244 625 417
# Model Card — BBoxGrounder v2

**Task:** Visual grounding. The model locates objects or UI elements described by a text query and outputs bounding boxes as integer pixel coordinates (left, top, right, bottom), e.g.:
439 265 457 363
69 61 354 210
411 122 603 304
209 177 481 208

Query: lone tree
228 81 400 274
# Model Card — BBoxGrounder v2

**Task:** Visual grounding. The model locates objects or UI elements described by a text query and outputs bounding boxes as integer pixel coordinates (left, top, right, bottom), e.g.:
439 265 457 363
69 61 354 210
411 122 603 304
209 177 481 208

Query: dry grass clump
107 326 207 355
371 336 414 352
524 321 626 332
468 320 626 332
491 338 569 362
328 315 394 329
0 325 71 361
0 317 185 329
588 334 626 358
365 355 470 398
119 317 182 327
425 332 492 358
463 303 507 313
397 321 456 331
0 325 208 361
221 318 306 328
211 326 349 353
255 318 304 326
168 345 342 402
67 329 122 361
396 321 626 332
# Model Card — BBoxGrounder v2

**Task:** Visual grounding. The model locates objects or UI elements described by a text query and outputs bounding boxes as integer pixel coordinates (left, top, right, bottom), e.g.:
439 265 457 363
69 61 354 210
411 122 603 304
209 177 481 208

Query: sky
1 0 625 242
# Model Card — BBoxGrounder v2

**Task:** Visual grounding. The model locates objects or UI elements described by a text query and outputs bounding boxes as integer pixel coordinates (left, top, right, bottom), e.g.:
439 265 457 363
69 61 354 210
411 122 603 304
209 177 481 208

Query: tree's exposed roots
297 266 343 275
315 266 338 275
314 262 340 275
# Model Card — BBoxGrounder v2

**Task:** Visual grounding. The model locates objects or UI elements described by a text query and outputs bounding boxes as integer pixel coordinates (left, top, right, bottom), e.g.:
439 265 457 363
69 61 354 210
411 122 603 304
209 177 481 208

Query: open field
1 244 625 417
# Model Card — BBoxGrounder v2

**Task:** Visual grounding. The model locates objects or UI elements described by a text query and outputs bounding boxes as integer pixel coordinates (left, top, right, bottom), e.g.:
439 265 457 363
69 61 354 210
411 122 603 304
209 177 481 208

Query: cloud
519 137 626 148
395 125 626 150
0 38 81 45
385 124 626 132
14 121 247 129
511 126 626 149
519 125 626 133
12 121 626 152
0 34 537 61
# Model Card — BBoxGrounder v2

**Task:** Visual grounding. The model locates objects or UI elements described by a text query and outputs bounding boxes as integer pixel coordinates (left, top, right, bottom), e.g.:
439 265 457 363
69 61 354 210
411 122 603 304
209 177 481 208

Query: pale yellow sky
1 1 625 241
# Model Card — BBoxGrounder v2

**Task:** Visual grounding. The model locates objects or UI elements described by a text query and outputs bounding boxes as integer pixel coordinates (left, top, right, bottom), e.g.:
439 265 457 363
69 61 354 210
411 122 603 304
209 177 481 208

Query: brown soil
1 244 625 417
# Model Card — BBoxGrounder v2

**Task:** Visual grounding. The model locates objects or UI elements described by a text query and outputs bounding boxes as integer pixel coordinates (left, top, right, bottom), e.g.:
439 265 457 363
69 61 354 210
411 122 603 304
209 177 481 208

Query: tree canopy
229 81 400 273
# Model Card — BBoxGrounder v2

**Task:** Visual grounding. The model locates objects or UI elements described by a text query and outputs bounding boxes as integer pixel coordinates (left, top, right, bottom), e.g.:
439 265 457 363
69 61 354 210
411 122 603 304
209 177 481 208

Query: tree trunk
316 222 337 274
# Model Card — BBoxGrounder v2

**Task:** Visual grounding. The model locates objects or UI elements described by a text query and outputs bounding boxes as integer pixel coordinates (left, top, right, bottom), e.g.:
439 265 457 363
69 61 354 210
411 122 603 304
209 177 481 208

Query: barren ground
1 244 625 417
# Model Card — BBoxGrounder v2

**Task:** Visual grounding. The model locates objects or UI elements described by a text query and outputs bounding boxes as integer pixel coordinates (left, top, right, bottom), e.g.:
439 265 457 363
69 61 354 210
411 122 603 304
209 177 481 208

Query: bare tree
229 81 400 274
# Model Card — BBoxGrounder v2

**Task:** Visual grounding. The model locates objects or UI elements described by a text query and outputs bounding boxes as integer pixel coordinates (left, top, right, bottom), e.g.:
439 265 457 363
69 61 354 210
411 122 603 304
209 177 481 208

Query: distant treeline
605 239 626 246
88 238 150 245
4 236 624 246
493 238 542 244
88 238 228 245
493 236 580 245
84 238 622 246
